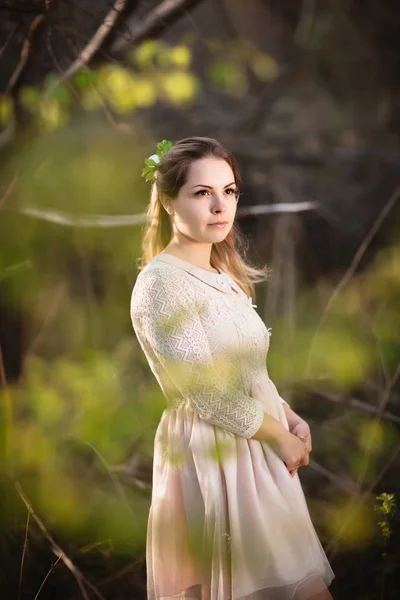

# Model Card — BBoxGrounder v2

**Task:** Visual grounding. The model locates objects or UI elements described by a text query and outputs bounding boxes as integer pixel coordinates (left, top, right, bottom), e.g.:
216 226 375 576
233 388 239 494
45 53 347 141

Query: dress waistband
169 396 188 409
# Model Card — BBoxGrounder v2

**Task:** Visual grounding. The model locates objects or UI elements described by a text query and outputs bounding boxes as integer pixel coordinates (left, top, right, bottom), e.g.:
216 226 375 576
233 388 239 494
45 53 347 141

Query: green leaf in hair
141 139 173 182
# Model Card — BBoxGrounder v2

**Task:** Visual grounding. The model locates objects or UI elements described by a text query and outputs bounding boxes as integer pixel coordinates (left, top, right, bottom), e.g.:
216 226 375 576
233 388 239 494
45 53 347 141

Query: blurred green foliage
374 493 396 540
0 73 398 588
0 37 281 135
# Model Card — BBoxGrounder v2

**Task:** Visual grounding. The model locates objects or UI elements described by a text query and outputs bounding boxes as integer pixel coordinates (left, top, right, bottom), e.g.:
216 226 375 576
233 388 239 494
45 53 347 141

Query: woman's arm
250 411 288 442
131 266 286 441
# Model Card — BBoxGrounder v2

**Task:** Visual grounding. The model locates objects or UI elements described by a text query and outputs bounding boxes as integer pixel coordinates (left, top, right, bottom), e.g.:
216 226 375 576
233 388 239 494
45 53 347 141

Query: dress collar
150 252 241 295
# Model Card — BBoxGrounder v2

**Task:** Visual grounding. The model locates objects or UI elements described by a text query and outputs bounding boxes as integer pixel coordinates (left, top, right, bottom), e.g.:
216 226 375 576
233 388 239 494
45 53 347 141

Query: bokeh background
0 1 399 598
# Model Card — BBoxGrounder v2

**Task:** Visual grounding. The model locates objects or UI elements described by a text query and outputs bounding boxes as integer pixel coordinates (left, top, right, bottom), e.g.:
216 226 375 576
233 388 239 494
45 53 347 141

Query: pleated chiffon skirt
146 384 335 599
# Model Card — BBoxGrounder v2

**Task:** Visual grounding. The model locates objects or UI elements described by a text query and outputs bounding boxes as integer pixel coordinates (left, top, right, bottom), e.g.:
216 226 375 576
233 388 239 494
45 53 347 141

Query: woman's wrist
251 412 287 443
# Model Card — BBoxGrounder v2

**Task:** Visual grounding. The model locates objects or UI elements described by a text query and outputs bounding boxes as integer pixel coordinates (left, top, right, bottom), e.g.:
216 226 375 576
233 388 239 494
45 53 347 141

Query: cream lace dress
130 252 335 600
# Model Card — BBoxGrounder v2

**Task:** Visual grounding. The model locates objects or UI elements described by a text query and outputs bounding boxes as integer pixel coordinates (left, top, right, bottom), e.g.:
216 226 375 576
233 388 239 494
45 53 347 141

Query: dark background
0 1 399 598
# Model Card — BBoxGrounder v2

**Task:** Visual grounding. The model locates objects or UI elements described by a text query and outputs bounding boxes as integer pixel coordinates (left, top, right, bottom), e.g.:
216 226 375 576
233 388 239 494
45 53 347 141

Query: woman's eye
195 188 239 197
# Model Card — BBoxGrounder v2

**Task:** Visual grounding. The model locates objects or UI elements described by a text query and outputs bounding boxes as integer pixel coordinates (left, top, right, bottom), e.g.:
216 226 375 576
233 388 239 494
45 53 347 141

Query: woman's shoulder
133 259 189 288
130 260 194 314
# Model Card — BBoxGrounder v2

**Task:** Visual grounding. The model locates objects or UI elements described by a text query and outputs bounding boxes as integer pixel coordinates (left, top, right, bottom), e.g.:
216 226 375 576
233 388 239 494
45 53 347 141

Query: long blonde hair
136 136 269 299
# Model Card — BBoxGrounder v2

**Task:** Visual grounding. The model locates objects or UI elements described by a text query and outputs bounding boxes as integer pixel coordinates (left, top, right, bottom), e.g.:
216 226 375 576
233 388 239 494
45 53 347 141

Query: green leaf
156 139 173 157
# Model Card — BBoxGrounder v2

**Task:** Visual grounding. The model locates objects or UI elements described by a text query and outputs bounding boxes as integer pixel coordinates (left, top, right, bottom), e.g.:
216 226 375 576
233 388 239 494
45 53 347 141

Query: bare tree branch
44 0 128 97
313 388 400 425
309 458 358 494
13 201 318 228
0 4 44 15
6 15 45 94
0 122 15 149
110 0 204 55
239 200 318 216
0 173 18 210
306 184 400 376
15 482 106 600
0 22 19 59
33 555 63 600
18 512 30 600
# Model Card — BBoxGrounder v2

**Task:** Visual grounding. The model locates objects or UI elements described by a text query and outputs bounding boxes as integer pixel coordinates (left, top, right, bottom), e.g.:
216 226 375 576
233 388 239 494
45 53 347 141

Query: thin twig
325 363 400 559
238 201 318 216
33 554 63 600
6 15 45 94
309 458 358 494
70 437 139 522
306 184 400 376
18 512 30 600
44 0 127 97
294 0 316 46
45 27 81 103
313 388 400 424
0 339 12 460
56 26 127 131
14 482 106 600
326 440 400 561
0 23 19 59
25 281 66 355
388 360 400 391
111 0 203 55
0 173 17 210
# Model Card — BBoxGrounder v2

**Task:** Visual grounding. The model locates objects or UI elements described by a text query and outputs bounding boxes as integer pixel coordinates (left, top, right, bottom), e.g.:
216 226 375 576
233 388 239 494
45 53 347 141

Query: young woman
130 137 335 600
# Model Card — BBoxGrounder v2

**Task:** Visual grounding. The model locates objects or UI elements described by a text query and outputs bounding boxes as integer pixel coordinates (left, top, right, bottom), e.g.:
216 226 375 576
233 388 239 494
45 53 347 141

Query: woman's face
167 157 239 244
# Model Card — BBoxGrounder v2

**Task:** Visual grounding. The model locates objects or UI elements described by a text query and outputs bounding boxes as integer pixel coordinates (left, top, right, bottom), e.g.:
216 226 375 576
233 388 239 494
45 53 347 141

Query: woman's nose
212 194 227 212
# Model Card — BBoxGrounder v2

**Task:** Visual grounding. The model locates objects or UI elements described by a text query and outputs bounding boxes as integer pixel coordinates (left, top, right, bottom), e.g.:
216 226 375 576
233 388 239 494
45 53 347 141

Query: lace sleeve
130 267 265 439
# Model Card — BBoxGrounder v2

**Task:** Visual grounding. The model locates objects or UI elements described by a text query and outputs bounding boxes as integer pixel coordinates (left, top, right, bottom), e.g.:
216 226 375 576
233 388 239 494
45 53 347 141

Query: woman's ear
159 193 174 216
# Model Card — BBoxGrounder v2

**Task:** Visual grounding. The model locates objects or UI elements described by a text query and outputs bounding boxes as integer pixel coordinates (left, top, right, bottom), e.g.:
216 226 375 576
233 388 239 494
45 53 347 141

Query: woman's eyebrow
191 182 236 189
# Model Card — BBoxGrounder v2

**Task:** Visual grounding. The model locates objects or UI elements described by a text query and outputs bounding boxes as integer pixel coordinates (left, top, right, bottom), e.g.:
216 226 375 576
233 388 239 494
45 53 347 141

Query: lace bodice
130 253 289 439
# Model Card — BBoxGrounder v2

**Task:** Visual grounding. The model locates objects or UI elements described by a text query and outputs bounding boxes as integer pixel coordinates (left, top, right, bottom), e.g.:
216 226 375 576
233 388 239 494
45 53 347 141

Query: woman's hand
271 428 309 478
290 420 312 454
282 404 312 477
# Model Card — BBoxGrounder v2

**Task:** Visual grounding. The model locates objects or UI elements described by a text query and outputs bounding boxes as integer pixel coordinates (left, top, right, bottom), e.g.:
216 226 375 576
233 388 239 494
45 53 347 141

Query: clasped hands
282 405 312 478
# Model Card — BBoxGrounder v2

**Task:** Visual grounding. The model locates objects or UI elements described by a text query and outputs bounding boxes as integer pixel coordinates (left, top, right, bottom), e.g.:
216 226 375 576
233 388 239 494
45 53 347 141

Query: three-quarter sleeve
130 266 265 439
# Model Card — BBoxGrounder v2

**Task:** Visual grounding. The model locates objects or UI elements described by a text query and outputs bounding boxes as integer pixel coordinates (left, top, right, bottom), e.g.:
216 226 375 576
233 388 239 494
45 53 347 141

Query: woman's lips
208 222 228 228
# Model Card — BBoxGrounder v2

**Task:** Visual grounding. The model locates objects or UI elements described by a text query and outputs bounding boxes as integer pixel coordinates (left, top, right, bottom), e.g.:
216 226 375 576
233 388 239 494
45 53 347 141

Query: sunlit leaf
133 77 157 107
162 45 191 69
158 71 199 105
307 327 373 385
208 60 248 96
33 387 66 428
19 86 41 112
50 84 73 104
130 39 159 69
326 498 375 548
98 65 137 113
37 468 88 530
43 72 60 92
11 424 53 470
358 421 384 455
250 51 279 82
0 95 14 126
71 69 95 90
39 98 68 131
81 86 105 111
349 452 376 483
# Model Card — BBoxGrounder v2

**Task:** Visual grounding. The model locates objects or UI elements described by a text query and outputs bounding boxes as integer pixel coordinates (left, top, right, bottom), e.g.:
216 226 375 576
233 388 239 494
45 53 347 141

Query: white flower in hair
141 140 173 182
